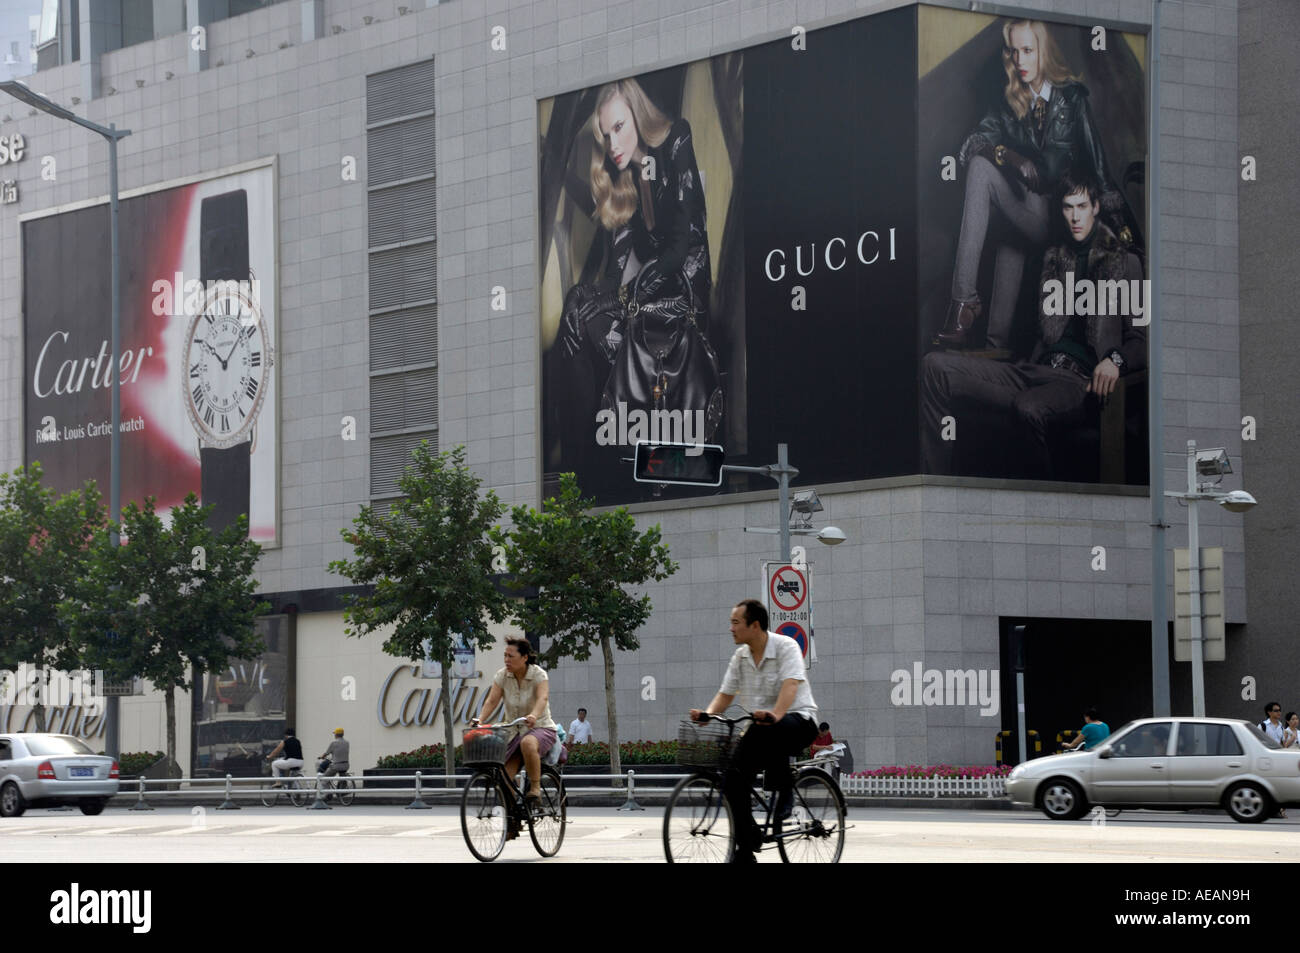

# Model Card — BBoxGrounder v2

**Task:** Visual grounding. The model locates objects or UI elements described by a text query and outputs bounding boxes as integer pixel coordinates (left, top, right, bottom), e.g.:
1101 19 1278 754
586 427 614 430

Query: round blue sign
776 621 808 657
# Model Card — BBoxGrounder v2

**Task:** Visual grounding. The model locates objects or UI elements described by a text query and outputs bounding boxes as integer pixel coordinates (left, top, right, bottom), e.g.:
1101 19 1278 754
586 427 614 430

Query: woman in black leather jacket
558 79 720 437
935 18 1125 353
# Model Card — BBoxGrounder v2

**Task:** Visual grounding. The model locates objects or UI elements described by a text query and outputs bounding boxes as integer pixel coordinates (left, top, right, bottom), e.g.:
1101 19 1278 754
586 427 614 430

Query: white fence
839 775 1007 798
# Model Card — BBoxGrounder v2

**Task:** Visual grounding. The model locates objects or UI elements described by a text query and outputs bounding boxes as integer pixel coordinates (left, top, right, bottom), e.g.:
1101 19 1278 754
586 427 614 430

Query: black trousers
920 350 1089 479
722 714 819 854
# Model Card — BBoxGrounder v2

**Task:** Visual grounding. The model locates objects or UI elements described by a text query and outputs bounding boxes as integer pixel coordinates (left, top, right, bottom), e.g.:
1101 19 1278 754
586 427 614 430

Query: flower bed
377 739 680 769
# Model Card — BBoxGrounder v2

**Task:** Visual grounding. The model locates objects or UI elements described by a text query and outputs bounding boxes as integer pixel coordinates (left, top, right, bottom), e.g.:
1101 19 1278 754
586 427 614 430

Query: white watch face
183 285 272 449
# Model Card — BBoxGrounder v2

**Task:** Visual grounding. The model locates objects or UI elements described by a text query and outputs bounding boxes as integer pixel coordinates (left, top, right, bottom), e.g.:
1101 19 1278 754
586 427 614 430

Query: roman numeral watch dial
183 288 272 449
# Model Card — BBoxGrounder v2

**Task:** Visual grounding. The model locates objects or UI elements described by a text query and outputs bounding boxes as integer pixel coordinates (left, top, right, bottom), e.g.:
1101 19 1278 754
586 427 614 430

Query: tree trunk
440 658 456 786
165 681 177 777
602 633 620 786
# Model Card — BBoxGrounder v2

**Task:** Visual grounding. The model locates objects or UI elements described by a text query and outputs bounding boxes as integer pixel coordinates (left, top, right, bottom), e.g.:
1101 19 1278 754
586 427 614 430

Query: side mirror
1096 745 1112 759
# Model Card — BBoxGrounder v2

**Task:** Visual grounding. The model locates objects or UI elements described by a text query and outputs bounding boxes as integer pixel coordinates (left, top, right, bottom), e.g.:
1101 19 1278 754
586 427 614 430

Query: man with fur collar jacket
921 169 1146 480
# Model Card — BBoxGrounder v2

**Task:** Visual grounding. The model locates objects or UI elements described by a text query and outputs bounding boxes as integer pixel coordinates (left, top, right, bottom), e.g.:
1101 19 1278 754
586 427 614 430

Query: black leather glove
559 286 619 357
998 145 1041 192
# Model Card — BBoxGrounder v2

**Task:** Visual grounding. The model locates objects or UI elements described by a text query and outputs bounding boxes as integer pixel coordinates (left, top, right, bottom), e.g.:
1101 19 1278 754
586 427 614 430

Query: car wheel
1224 782 1271 824
1039 778 1088 820
79 799 107 816
0 782 25 818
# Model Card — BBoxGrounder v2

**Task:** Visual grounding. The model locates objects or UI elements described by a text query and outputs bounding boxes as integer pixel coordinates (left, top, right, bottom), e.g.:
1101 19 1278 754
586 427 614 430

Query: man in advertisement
921 168 1146 480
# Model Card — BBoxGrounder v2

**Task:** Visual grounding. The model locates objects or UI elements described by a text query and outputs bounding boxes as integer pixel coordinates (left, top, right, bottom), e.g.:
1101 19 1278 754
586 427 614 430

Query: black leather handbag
600 268 723 442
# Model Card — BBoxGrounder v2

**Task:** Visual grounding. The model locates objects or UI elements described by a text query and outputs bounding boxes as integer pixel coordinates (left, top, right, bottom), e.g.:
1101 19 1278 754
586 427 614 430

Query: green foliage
494 473 677 667
493 472 677 778
118 751 167 776
329 444 508 665
60 494 269 689
0 463 105 671
564 740 678 766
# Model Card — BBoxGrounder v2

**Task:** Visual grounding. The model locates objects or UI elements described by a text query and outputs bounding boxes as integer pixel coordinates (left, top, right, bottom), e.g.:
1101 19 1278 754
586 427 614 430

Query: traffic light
632 441 726 487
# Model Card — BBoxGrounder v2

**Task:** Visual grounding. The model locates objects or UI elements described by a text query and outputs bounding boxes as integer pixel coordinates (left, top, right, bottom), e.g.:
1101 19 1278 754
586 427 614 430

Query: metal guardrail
115 765 1002 810
113 769 696 811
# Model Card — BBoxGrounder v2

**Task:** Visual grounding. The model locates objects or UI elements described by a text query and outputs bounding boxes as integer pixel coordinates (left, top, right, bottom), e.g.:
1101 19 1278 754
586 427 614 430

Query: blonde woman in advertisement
935 18 1125 353
558 78 721 438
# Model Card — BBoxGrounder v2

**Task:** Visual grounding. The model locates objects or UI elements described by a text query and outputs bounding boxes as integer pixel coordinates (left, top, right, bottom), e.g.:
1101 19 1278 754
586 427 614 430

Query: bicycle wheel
461 771 509 862
777 771 845 863
260 783 279 807
663 774 734 863
336 777 355 806
527 767 566 857
288 776 309 808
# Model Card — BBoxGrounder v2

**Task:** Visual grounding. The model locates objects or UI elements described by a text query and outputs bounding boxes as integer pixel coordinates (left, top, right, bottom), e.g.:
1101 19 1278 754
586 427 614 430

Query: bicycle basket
462 727 510 766
677 719 743 768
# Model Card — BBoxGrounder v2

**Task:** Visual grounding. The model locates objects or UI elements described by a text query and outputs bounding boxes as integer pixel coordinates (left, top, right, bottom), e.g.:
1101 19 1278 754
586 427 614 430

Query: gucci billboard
539 6 1148 505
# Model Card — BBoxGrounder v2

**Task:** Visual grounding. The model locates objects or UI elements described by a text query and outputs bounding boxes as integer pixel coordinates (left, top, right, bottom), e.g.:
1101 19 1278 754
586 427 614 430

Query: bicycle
459 717 567 862
663 713 847 863
261 766 309 807
316 770 356 806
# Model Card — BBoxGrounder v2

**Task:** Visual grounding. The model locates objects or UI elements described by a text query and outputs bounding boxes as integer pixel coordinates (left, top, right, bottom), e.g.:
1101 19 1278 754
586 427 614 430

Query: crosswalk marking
391 826 454 837
154 825 228 835
312 827 368 836
83 827 137 836
3 827 70 836
230 824 303 836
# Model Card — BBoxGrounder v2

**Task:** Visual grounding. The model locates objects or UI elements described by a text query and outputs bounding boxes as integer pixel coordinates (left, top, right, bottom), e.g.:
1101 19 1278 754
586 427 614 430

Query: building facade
1 0 1276 775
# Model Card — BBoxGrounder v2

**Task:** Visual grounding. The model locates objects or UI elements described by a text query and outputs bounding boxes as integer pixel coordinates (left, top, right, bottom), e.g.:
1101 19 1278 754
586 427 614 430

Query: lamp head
1218 489 1257 513
816 526 846 546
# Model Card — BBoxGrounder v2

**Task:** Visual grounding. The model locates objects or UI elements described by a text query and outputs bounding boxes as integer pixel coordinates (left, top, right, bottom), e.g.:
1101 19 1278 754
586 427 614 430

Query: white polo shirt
720 632 817 722
568 718 593 743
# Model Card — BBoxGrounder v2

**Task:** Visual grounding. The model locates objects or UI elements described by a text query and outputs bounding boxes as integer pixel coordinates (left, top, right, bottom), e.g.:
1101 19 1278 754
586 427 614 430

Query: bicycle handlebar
691 711 758 727
468 716 531 729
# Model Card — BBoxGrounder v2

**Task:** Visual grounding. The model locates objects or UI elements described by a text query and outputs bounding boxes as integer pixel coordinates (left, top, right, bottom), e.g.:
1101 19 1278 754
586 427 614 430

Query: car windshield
22 735 96 756
1244 723 1282 750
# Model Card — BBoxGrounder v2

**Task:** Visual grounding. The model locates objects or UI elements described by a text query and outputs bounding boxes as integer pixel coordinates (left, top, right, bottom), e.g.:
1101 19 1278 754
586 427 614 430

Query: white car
1005 717 1300 823
0 733 120 817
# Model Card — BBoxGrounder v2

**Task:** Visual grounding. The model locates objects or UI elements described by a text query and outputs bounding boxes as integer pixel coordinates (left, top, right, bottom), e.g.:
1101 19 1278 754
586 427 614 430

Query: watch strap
200 444 251 532
200 190 249 282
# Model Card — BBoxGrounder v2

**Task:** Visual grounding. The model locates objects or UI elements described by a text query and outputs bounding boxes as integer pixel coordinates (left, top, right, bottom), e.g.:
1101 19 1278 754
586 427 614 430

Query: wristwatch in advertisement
1106 349 1126 373
182 189 273 531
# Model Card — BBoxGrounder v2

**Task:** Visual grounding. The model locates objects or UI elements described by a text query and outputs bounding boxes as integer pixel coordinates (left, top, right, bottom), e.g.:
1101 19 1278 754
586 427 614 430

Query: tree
61 494 268 775
329 444 508 781
495 473 677 781
0 463 105 731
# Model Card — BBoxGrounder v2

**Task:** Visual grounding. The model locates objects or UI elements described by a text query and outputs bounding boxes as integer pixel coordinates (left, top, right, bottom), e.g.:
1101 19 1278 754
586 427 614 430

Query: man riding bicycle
690 598 819 864
318 727 350 782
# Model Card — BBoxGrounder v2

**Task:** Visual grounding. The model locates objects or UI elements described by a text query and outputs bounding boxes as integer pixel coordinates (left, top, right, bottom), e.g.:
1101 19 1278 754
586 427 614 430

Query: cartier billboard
21 162 279 542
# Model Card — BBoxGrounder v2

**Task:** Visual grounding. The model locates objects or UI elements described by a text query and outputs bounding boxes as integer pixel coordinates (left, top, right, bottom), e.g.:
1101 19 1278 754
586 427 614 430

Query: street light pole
0 81 131 757
726 443 799 562
1185 442 1205 717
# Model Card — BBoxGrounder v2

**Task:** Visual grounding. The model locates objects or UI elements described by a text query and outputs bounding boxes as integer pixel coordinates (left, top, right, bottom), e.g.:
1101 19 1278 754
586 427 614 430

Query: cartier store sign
376 663 504 730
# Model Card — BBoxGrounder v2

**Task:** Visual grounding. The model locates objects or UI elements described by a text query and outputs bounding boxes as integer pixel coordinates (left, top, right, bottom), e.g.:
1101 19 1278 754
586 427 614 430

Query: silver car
1005 717 1300 823
0 733 120 817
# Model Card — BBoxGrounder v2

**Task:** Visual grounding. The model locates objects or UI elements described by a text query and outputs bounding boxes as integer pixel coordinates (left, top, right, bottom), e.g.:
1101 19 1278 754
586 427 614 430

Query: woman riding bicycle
474 638 557 811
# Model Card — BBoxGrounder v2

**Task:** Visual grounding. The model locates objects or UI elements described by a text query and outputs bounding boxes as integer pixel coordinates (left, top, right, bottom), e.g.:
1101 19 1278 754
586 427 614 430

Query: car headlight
1008 764 1026 780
